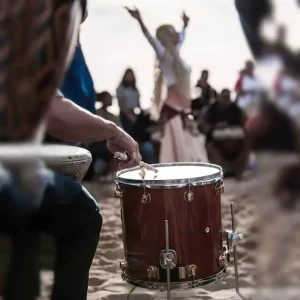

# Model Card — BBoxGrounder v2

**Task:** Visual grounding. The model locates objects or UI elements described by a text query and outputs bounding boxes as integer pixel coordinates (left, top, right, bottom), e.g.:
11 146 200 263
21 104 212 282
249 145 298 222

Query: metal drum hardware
184 182 194 202
215 178 224 195
115 163 247 300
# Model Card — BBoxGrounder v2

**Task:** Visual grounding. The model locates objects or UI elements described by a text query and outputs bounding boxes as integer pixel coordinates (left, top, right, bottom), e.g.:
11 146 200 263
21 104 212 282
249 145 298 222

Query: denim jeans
120 112 134 137
140 141 157 164
0 171 102 300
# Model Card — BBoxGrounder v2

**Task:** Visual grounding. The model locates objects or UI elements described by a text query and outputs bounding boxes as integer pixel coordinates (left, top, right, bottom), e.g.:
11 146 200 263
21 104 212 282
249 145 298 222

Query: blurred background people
204 88 249 179
235 60 263 119
85 91 120 181
116 68 141 137
192 69 217 114
132 109 158 164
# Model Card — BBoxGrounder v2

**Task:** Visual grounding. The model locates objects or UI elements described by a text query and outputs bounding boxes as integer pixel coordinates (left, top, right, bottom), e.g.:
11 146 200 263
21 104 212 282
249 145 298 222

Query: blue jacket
61 43 96 114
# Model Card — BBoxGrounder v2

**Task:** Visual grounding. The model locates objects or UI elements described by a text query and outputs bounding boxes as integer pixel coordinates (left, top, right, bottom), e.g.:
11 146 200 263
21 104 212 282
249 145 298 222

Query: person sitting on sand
0 89 141 300
132 109 158 164
116 68 141 137
204 89 249 179
192 69 217 115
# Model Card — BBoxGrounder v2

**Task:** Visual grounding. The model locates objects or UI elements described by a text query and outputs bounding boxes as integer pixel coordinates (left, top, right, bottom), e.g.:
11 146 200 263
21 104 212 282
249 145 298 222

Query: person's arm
177 11 189 48
47 96 119 142
47 93 141 168
125 7 165 57
177 29 186 49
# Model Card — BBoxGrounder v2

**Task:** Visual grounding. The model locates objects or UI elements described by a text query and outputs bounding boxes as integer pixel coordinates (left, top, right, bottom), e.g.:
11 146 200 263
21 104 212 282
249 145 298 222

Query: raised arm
125 6 164 57
178 11 189 47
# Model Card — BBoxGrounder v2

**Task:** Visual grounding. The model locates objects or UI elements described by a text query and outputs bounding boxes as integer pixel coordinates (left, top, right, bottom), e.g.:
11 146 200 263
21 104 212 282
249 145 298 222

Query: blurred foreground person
204 89 249 179
1 91 141 300
236 2 300 297
60 41 96 113
0 1 141 300
126 7 208 163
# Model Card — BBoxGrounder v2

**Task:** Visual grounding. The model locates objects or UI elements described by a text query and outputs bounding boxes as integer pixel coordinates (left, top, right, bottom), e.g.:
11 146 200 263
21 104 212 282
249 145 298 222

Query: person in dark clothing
132 110 157 164
204 89 249 179
192 70 217 114
85 91 121 181
247 98 299 152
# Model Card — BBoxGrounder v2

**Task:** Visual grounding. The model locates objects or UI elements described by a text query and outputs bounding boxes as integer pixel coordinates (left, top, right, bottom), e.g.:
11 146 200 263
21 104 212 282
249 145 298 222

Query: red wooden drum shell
116 163 226 289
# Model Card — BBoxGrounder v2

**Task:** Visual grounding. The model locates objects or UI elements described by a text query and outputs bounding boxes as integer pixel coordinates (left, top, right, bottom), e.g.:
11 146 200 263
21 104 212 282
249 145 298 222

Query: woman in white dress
125 7 208 163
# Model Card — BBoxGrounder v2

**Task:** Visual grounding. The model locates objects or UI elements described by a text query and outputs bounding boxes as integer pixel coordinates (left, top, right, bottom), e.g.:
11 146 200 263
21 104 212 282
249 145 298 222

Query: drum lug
115 185 123 198
184 190 194 202
186 264 197 279
219 245 229 267
215 178 224 195
147 266 160 280
141 182 151 204
120 259 128 271
141 192 151 204
184 183 194 202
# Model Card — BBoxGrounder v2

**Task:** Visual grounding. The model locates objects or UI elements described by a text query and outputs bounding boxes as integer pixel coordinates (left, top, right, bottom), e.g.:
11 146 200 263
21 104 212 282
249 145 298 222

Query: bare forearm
47 97 119 142
137 17 147 33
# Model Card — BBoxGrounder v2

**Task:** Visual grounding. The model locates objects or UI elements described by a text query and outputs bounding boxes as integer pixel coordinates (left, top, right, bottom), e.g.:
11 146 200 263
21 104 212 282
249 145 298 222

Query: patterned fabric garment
0 0 82 141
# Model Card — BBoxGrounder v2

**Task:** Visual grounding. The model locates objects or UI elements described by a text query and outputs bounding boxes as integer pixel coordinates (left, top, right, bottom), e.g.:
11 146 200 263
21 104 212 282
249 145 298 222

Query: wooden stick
114 152 158 173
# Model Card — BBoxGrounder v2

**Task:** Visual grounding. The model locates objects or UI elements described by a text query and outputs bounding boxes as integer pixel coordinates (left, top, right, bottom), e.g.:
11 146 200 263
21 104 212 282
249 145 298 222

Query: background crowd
45 22 300 183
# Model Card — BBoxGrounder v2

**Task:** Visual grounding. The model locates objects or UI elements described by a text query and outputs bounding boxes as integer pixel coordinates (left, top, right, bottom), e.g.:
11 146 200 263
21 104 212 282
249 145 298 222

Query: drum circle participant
0 0 82 200
204 89 249 179
125 7 208 163
0 1 142 300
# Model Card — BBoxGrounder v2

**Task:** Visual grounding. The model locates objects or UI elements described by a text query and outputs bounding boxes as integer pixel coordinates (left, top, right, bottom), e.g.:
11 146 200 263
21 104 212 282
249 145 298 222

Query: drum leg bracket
225 202 248 300
161 220 177 300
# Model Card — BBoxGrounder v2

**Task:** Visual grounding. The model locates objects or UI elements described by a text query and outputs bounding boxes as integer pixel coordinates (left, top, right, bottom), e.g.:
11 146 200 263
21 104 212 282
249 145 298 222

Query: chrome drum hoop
121 268 227 290
116 162 223 189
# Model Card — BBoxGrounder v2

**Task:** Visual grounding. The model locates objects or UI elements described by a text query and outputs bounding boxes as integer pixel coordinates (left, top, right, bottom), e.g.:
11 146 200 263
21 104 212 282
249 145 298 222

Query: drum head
0 144 91 164
116 163 223 187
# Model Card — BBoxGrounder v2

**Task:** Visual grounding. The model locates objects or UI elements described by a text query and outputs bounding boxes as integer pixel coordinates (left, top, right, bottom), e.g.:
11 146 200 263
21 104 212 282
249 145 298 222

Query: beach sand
1 153 299 300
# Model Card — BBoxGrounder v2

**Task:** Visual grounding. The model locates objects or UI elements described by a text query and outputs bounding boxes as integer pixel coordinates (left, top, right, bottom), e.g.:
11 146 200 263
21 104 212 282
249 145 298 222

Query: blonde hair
151 24 191 120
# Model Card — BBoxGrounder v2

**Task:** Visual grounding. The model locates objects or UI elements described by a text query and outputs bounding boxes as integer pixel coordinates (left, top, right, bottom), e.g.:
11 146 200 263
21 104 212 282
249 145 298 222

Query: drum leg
126 286 137 300
165 220 171 300
159 220 178 300
226 202 248 300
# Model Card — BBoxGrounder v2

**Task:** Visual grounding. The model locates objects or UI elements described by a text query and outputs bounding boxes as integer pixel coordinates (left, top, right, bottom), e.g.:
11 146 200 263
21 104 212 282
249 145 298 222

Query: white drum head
0 144 91 164
116 163 222 187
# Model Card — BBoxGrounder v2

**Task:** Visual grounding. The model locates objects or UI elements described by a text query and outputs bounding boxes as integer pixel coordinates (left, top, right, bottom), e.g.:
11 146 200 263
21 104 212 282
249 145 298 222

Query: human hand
182 11 190 28
107 127 141 169
124 6 141 21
